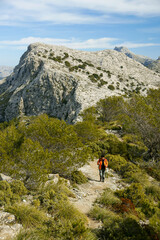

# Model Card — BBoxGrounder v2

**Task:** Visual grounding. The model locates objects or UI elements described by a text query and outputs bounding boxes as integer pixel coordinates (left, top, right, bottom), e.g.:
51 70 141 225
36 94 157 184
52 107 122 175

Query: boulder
0 173 13 183
0 211 22 240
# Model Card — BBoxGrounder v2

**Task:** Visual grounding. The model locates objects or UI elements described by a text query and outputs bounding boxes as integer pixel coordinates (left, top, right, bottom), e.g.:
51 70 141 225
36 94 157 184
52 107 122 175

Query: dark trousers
99 169 105 182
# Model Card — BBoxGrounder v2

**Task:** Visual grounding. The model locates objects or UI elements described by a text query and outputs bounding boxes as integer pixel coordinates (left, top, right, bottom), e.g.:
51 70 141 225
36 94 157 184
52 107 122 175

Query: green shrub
126 142 147 161
89 205 120 223
108 85 115 90
10 180 28 196
38 181 75 213
71 170 88 184
0 190 10 206
0 181 12 206
103 134 128 157
97 188 121 207
145 185 160 202
99 217 151 240
140 199 156 217
62 52 69 59
116 183 146 207
65 61 71 67
149 210 160 234
6 204 48 228
106 154 127 172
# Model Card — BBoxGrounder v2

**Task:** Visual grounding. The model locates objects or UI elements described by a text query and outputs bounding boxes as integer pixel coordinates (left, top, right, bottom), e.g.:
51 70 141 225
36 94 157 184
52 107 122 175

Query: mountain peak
0 43 160 123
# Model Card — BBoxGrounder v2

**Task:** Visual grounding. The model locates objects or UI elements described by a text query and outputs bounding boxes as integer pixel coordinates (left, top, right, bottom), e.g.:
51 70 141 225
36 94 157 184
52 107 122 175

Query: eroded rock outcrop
0 43 160 123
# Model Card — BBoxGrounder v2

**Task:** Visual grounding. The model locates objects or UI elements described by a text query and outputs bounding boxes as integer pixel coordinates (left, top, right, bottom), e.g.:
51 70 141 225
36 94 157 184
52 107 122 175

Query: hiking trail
70 159 126 228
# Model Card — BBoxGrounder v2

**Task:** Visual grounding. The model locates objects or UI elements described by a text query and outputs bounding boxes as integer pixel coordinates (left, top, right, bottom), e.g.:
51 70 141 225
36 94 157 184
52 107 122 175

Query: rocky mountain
147 56 160 73
0 66 13 80
0 42 160 123
114 46 160 73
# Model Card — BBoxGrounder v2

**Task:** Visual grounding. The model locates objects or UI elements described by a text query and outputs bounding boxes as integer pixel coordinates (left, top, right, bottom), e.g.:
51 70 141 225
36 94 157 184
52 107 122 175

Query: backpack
101 159 105 170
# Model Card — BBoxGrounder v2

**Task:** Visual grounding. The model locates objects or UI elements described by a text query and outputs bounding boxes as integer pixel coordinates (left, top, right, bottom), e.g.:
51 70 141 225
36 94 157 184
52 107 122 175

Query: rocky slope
114 46 160 73
0 66 13 80
0 43 160 123
147 56 160 73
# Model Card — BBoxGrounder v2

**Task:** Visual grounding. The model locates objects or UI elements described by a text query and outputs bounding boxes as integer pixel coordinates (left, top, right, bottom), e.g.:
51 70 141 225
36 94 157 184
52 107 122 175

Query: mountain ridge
114 46 160 73
0 42 160 123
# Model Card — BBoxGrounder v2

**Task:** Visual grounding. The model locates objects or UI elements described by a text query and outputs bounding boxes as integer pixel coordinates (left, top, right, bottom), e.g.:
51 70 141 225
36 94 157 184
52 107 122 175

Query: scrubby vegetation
0 88 160 239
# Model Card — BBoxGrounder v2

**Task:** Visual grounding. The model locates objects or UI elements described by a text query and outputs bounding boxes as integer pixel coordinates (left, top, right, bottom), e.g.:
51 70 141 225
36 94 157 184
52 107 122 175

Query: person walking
97 155 108 182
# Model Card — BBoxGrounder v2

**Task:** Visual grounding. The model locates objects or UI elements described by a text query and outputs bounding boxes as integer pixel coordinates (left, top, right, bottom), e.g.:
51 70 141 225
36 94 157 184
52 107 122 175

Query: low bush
116 183 146 207
106 154 127 172
99 216 152 240
96 188 121 207
0 181 12 206
89 205 120 223
6 204 48 228
71 170 88 184
10 180 28 196
108 85 115 90
145 185 160 202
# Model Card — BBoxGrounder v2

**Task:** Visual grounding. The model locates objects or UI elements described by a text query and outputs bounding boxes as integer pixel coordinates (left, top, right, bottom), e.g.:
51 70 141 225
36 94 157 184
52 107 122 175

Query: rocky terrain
0 42 160 123
0 66 13 80
114 46 160 73
70 159 126 228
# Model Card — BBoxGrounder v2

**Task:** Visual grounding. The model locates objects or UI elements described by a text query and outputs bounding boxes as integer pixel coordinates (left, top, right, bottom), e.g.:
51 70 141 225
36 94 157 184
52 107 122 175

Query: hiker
97 155 108 182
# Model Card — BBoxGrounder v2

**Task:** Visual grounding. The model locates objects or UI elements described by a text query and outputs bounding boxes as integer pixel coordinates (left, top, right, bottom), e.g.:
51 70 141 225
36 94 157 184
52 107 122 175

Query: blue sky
0 0 160 66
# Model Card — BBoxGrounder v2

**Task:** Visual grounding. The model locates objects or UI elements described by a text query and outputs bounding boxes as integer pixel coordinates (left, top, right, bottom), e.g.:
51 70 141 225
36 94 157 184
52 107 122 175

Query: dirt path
70 159 125 228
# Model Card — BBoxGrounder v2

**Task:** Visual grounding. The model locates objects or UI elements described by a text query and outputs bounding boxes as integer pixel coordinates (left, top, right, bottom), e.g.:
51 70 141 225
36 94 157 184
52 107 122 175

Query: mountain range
0 66 13 80
0 43 160 123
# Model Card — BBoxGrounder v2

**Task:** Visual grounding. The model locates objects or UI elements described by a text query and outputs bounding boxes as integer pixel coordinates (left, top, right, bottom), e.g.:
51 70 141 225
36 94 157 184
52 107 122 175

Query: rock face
114 46 160 73
147 57 160 73
0 173 13 183
0 43 160 123
0 211 22 240
0 66 13 80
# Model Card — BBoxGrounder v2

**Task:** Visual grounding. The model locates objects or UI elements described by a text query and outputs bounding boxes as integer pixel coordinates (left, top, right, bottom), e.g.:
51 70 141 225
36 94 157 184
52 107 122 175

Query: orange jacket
97 158 108 170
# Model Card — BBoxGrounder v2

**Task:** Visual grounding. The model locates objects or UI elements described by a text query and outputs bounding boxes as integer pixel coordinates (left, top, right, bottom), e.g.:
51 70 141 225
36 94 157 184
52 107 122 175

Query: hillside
0 42 160 123
114 46 160 73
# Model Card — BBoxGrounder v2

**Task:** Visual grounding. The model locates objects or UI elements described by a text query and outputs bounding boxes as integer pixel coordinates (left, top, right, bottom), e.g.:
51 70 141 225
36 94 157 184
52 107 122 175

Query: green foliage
99 217 152 240
96 188 121 207
91 185 158 240
10 180 28 196
145 185 160 202
106 154 127 172
17 138 51 187
13 181 95 240
89 205 120 223
0 180 27 206
108 84 115 90
116 183 146 207
0 114 91 185
71 170 88 184
74 120 101 144
6 204 48 228
96 90 160 161
0 181 12 206
97 96 125 122
65 60 71 67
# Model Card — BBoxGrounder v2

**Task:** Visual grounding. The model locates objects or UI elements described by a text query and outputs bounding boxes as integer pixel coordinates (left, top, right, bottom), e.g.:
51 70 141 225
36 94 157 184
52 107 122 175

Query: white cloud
1 0 160 26
118 42 160 48
0 37 117 49
0 36 160 51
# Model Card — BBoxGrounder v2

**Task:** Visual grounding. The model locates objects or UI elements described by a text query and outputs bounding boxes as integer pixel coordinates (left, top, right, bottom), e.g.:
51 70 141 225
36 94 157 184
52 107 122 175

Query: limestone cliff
0 43 160 123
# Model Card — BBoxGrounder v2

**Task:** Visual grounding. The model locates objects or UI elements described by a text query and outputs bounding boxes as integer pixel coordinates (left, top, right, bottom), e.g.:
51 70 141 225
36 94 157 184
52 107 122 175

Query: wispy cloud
1 0 160 26
0 36 160 51
0 37 118 49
